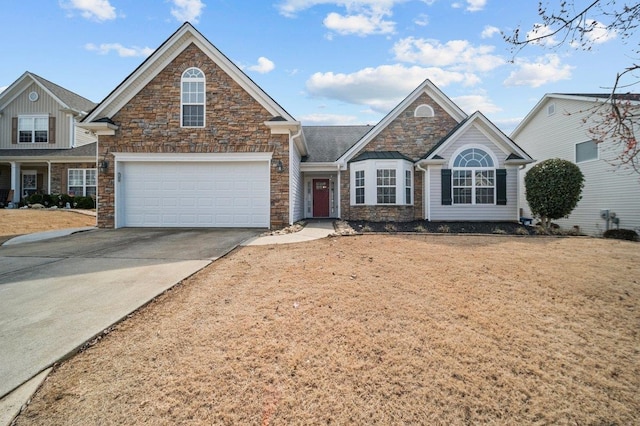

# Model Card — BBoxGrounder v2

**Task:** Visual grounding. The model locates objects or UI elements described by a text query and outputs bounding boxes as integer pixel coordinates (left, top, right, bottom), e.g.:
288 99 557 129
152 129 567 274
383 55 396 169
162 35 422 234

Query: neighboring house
0 72 97 204
81 22 533 229
511 93 640 236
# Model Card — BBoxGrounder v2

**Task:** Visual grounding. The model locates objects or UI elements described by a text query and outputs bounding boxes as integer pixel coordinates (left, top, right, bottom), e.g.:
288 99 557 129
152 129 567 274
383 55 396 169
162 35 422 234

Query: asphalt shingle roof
350 151 414 162
0 142 96 158
30 73 97 113
302 125 373 162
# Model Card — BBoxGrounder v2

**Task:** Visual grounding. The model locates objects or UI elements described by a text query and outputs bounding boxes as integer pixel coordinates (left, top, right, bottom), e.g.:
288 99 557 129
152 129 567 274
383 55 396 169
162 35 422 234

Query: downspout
289 128 303 225
415 161 428 220
336 163 341 219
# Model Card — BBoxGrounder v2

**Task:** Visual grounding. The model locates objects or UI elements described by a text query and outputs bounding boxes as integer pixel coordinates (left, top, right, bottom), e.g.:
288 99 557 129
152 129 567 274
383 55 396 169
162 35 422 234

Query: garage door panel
122 161 269 227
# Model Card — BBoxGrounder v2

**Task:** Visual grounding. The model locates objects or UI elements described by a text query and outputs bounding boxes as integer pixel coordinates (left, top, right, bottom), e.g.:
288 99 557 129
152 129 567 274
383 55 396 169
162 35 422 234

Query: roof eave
78 122 119 136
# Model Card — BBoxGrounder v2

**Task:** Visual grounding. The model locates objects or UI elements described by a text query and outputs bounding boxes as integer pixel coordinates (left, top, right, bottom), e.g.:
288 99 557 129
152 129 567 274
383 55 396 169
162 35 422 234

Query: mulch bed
348 220 534 235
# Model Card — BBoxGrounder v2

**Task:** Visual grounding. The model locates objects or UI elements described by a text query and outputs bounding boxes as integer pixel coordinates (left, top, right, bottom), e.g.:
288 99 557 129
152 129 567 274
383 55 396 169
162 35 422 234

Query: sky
0 0 633 133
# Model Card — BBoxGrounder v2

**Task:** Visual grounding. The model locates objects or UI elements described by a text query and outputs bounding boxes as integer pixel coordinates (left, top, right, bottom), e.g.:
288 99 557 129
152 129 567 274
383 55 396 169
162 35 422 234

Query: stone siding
96 43 289 228
340 92 456 222
50 163 96 195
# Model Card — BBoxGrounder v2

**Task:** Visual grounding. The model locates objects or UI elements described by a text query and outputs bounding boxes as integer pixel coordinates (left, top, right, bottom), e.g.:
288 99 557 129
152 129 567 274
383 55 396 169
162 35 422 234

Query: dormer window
181 67 205 127
414 104 434 118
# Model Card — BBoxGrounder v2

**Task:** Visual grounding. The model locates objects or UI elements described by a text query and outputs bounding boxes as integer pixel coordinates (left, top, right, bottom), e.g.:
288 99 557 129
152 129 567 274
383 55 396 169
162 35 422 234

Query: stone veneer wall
340 92 457 222
96 43 290 228
50 162 96 195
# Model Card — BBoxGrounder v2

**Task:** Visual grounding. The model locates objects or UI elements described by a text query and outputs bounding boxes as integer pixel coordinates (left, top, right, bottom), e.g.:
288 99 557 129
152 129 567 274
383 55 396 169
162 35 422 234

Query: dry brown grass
16 235 640 425
0 209 96 243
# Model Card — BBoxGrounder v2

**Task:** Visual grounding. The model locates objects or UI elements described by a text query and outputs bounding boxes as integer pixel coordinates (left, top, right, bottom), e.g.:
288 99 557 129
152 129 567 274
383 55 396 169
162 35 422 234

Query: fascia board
300 162 339 172
338 81 467 164
86 25 294 123
112 152 273 162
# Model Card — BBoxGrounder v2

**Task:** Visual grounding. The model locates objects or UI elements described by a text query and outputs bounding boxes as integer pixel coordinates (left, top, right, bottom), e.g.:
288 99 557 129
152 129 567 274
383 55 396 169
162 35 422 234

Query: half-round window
414 104 434 118
453 148 494 168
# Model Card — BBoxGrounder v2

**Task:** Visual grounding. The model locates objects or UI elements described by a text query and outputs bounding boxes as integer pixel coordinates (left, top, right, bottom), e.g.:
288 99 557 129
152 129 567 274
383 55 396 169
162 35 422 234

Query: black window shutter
441 169 452 205
496 168 507 205
12 117 17 144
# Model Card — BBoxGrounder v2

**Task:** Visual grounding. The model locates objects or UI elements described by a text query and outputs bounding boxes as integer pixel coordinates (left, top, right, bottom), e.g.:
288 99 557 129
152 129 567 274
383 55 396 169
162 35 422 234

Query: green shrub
525 159 584 230
73 196 95 209
603 229 639 242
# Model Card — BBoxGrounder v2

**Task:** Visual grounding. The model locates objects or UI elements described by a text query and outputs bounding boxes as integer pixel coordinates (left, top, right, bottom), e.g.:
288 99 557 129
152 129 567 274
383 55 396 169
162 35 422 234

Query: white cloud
85 43 154 57
451 0 485 12
414 13 429 26
306 64 477 113
481 25 500 39
465 0 486 12
277 0 406 36
452 94 502 114
299 113 360 125
59 0 116 21
495 117 524 135
324 11 395 35
526 24 559 46
582 19 617 44
170 0 205 23
504 54 573 88
393 37 505 72
247 57 275 74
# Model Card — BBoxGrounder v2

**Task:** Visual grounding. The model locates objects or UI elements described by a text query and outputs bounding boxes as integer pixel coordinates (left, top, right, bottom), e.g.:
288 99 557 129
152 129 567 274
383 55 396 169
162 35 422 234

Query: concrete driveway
0 228 261 402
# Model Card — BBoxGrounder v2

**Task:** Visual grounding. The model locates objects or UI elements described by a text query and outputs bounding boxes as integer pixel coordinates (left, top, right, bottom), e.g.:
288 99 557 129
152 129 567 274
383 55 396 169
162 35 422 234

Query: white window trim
575 140 599 163
350 159 413 206
354 169 365 204
414 104 434 118
405 169 412 204
18 114 49 144
547 103 556 116
450 145 498 206
180 67 206 128
68 168 97 197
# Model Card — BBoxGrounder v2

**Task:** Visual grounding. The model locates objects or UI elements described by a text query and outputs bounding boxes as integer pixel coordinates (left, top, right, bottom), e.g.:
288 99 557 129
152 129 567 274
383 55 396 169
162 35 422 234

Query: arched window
452 147 495 204
414 104 434 118
181 67 205 127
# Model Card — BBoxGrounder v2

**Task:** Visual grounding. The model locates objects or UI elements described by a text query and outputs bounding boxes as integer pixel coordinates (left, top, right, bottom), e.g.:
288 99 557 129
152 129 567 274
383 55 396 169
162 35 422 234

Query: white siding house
511 94 640 236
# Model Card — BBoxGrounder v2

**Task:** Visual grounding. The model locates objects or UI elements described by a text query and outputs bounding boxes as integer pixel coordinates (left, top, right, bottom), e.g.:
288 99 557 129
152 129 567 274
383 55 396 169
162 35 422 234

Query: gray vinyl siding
0 82 74 149
290 141 304 224
74 125 98 147
514 97 640 236
428 126 519 221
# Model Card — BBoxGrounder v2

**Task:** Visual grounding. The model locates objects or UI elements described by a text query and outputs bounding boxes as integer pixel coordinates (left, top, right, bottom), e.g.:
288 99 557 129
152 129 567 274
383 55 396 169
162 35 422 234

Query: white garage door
121 161 270 227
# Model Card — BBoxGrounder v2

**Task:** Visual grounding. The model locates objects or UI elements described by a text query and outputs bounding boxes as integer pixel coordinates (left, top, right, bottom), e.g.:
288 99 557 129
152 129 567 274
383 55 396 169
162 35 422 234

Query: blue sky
0 0 630 133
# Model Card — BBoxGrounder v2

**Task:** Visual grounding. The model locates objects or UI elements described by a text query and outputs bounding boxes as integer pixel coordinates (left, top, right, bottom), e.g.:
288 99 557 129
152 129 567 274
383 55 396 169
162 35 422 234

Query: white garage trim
113 152 273 229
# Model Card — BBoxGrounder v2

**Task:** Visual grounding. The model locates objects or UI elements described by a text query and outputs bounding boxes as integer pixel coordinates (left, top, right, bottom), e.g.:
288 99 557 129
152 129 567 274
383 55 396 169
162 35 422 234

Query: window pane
183 105 204 126
453 188 472 204
85 186 97 197
19 131 33 143
34 130 48 142
34 117 48 130
475 170 494 186
86 169 97 186
476 188 494 204
576 140 598 162
377 187 396 204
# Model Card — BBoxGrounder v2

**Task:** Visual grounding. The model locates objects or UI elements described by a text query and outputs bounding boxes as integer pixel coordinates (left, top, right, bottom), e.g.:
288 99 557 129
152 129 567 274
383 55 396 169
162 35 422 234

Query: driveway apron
0 228 260 400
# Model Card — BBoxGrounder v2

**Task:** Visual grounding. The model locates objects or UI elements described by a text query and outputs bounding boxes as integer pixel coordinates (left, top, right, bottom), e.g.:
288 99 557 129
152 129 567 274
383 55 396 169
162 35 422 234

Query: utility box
600 209 610 220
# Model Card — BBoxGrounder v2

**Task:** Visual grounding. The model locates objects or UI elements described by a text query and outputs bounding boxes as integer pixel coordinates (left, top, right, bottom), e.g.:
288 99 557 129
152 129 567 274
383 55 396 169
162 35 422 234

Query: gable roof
302 125 372 162
336 79 467 165
84 22 295 123
0 71 96 115
510 92 640 138
420 111 533 165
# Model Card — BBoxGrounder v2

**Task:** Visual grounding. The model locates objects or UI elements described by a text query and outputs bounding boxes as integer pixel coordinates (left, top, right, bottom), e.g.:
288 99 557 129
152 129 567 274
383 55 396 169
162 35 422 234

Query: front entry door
313 179 330 217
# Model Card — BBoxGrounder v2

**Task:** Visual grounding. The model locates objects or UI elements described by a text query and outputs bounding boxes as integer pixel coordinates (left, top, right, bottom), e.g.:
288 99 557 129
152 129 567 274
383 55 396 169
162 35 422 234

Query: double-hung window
405 170 412 204
376 169 396 204
18 115 49 143
575 140 598 163
181 67 205 127
452 148 495 205
355 170 365 204
68 169 97 197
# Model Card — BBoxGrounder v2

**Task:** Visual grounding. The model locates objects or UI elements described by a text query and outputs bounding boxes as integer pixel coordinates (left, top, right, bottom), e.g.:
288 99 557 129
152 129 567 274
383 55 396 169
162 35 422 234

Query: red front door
313 179 330 217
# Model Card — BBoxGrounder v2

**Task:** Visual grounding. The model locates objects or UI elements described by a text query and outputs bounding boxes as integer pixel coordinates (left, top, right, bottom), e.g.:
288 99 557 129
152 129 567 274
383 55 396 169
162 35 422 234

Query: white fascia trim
78 122 118 136
264 120 300 134
86 24 295 123
300 162 338 172
0 157 96 163
112 152 273 162
417 159 446 166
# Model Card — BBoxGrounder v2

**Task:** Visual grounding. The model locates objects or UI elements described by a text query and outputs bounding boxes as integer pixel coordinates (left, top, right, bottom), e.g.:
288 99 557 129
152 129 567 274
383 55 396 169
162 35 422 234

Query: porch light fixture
275 159 284 173
99 160 109 172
